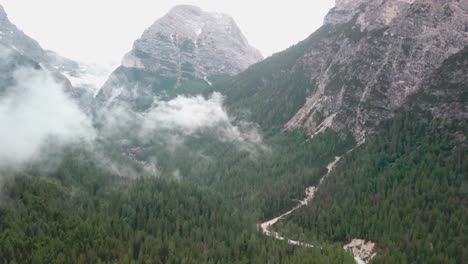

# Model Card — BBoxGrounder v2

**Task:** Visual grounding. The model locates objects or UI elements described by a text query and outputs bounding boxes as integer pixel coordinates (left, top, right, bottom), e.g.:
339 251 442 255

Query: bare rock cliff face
414 45 468 124
285 0 468 142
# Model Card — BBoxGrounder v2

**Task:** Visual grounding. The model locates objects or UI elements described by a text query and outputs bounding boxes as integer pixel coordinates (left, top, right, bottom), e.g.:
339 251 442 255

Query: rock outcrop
344 239 377 264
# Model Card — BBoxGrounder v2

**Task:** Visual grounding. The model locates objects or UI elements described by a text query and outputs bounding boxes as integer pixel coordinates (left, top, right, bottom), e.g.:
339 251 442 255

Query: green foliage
117 128 354 220
0 151 354 264
2 29 466 264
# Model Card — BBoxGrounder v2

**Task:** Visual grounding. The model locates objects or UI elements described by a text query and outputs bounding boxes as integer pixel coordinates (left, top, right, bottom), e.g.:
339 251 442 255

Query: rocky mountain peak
0 4 6 18
0 4 6 17
0 5 99 112
0 5 45 63
0 5 11 36
99 5 262 109
123 4 262 77
170 4 203 13
326 0 417 27
335 0 368 10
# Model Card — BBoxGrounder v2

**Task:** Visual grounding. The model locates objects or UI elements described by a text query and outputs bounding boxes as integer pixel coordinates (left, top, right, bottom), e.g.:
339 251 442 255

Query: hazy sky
0 0 335 65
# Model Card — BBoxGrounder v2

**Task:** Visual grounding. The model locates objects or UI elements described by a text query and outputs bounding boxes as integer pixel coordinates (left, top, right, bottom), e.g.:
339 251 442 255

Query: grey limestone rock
285 0 468 142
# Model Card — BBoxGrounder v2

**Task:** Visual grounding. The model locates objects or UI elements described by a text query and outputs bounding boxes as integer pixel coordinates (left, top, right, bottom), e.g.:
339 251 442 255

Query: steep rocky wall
285 0 468 142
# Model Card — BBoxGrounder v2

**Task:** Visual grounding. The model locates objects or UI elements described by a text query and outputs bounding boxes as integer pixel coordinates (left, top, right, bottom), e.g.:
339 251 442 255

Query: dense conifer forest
273 110 467 263
0 147 354 264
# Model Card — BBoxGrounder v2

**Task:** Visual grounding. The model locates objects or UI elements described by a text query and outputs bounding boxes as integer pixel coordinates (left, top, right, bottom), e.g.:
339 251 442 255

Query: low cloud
0 66 95 168
140 93 265 153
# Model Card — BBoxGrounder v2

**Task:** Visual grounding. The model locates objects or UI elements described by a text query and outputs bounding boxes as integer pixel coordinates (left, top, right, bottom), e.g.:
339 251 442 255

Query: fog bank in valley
0 53 266 176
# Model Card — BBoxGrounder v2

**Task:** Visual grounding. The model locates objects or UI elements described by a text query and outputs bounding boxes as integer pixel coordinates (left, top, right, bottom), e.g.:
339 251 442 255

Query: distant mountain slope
0 43 41 95
0 4 101 109
0 5 73 90
97 5 263 110
0 5 45 63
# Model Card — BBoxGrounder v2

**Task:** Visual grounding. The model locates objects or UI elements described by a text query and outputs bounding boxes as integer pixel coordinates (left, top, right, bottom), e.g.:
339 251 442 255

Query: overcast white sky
0 0 335 65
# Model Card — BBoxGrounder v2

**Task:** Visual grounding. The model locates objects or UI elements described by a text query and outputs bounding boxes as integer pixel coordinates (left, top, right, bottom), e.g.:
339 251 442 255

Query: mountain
273 47 468 263
217 0 468 142
0 5 71 89
0 2 466 264
0 4 103 108
44 50 111 95
97 5 263 109
0 5 46 64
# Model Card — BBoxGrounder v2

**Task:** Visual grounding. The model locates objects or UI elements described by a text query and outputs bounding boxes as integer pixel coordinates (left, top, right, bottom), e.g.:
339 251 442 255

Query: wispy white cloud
0 63 95 167
139 92 266 154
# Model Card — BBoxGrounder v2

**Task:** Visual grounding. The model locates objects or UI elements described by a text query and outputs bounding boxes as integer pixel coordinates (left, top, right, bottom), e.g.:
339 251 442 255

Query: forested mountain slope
273 46 468 263
0 147 354 264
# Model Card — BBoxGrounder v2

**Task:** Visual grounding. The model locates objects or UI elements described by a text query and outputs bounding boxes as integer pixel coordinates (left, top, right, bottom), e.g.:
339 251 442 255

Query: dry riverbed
259 155 376 264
